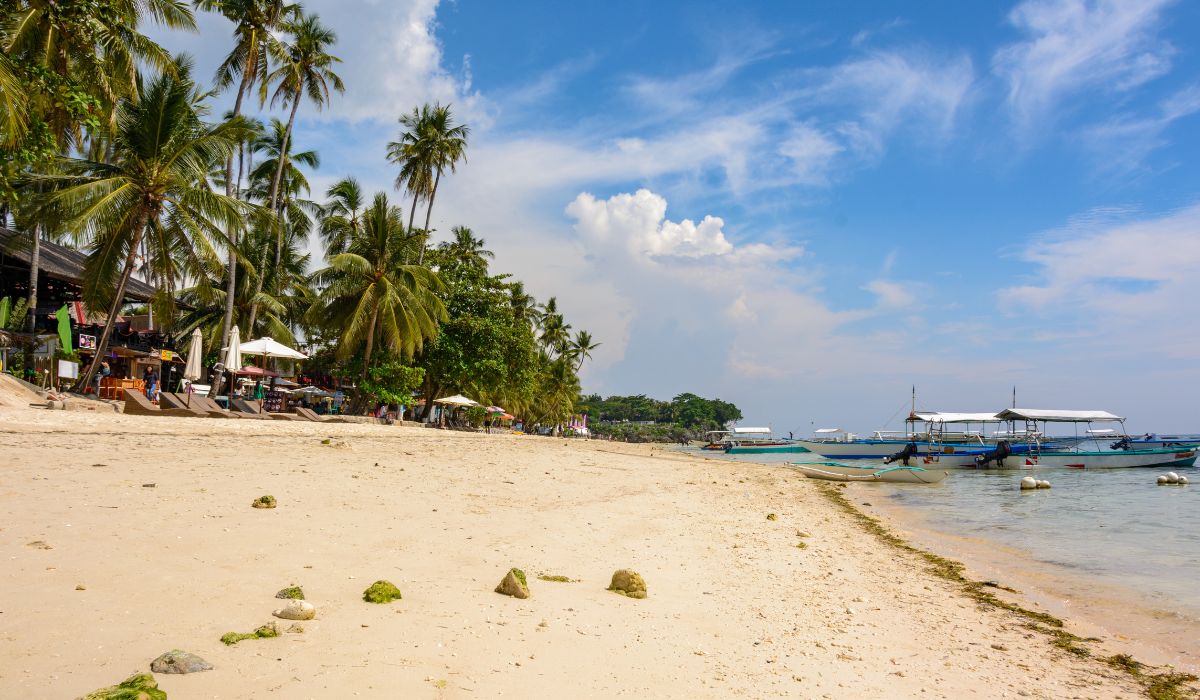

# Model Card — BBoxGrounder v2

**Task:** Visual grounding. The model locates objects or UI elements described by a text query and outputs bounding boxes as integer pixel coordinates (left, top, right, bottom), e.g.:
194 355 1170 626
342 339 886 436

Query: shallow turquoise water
689 446 1200 619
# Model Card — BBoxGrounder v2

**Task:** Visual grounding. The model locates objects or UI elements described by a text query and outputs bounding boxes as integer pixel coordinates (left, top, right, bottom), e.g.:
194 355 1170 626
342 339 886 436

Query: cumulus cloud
566 190 734 259
993 0 1176 130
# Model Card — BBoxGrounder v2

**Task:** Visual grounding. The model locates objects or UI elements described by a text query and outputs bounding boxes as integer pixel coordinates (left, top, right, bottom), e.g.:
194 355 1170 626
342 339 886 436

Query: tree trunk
25 224 40 333
348 305 379 414
220 69 254 346
246 94 301 335
417 168 442 265
74 212 150 393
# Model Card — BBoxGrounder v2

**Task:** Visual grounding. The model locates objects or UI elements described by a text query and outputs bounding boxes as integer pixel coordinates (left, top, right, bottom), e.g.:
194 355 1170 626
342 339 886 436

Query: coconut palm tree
309 192 446 387
247 11 342 332
569 330 600 371
386 102 468 264
318 176 364 256
196 0 294 344
41 57 254 392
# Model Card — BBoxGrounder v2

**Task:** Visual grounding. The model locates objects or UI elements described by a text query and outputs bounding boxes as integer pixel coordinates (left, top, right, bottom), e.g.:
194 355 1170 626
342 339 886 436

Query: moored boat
792 461 948 483
981 409 1200 469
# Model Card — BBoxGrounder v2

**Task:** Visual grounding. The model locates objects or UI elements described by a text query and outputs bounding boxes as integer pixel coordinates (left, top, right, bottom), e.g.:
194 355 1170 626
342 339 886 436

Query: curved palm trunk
74 213 150 393
246 94 301 335
25 224 40 333
417 167 442 265
220 69 255 346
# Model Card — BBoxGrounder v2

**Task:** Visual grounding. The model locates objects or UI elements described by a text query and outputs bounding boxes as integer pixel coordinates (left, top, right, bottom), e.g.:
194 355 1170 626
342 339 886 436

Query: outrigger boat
977 409 1199 470
796 414 1045 463
792 461 948 483
711 427 806 454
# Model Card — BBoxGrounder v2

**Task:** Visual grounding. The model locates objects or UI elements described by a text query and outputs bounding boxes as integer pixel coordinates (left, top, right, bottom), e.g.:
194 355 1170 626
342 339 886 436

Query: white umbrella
183 328 203 406
238 337 308 360
223 325 241 404
433 394 479 407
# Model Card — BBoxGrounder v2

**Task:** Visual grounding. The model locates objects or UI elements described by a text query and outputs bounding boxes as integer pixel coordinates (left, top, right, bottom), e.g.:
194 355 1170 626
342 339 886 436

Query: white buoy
1020 476 1038 490
1157 475 1169 485
1166 472 1180 484
1037 480 1051 489
1179 476 1189 485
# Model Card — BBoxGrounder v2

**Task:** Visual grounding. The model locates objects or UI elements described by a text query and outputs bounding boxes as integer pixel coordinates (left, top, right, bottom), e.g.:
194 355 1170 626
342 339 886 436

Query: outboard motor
975 440 1012 468
884 441 919 466
1110 436 1132 451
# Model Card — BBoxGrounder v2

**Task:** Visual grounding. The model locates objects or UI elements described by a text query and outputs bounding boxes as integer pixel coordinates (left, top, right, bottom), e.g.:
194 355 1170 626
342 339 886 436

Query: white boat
792 461 948 483
985 409 1199 470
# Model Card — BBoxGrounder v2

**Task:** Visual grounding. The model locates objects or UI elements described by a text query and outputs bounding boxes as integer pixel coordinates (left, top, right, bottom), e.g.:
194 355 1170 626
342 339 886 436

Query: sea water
688 447 1200 664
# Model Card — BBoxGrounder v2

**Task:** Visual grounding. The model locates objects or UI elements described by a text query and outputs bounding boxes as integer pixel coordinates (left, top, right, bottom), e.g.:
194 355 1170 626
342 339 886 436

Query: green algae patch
607 569 647 599
766 513 778 521
220 622 279 646
251 495 277 509
794 541 808 550
363 580 402 604
275 585 305 600
79 673 166 700
538 574 575 583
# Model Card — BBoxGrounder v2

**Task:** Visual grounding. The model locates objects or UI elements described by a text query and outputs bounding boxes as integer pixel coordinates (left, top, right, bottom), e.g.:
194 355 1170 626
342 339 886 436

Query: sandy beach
0 383 1184 698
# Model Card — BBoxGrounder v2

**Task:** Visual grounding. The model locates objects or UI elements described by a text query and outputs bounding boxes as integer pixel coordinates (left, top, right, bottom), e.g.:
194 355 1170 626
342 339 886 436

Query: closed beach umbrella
224 326 241 404
183 328 203 406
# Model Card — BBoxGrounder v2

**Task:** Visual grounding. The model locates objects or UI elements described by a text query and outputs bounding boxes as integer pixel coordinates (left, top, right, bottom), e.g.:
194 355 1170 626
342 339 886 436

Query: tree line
580 392 743 439
0 0 598 423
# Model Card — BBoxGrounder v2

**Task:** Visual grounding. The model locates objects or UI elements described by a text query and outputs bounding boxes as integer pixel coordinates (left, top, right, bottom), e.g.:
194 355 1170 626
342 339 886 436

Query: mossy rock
220 622 279 646
495 568 530 599
251 495 277 509
607 569 647 599
77 673 166 700
363 580 402 604
766 513 778 521
275 585 305 600
537 574 575 583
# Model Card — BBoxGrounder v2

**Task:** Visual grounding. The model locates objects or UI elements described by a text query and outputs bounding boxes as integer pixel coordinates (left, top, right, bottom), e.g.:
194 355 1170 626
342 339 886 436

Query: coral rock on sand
608 569 648 599
77 673 166 700
495 568 530 599
251 495 277 509
150 649 213 674
362 580 402 604
275 586 305 600
273 599 316 620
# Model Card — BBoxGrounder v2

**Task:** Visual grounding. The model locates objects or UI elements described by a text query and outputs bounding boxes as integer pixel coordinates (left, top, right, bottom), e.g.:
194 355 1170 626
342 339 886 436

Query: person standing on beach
95 361 110 396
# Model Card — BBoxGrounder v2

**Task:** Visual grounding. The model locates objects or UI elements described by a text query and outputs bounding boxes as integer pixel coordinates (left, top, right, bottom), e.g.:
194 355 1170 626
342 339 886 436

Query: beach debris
26 540 52 549
537 574 575 583
496 568 531 598
1036 480 1051 489
1019 477 1037 490
273 599 316 620
275 585 305 600
251 494 277 509
75 584 86 591
766 513 778 521
220 622 279 645
796 530 811 538
77 673 166 700
150 649 213 674
362 580 402 604
141 483 155 488
286 623 305 634
607 569 648 599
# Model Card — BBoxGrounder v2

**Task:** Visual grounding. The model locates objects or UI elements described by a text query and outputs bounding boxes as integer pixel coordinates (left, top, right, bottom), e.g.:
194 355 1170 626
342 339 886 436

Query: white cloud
864 279 917 309
993 0 1176 130
1081 84 1200 172
566 189 734 259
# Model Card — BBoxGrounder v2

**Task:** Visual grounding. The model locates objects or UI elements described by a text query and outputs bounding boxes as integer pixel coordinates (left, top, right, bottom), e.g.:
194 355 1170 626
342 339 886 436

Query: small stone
26 540 52 550
275 586 305 600
607 569 647 599
286 624 305 634
495 568 530 599
362 580 402 604
75 584 86 591
272 599 316 620
251 495 277 509
795 530 811 538
142 483 156 488
991 643 1008 651
78 673 165 700
766 513 778 521
150 649 213 674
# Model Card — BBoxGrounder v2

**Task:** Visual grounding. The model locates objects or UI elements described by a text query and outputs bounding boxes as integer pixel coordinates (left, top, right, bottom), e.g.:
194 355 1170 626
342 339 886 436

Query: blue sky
164 0 1200 431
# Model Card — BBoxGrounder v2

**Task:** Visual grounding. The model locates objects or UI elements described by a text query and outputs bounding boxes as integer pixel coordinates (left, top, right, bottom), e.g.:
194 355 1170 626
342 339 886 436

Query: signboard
58 360 79 379
79 334 97 350
159 349 174 361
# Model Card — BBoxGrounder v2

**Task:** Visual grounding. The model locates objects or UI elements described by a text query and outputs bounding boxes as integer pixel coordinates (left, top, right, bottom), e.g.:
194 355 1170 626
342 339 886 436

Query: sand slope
0 399 1150 698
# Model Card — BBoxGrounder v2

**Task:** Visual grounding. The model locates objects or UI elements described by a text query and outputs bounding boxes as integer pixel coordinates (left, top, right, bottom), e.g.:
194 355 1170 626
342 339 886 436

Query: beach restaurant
0 228 182 391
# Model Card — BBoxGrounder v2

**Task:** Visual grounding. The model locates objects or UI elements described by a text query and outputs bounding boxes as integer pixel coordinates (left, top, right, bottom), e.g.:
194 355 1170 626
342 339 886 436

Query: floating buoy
1166 472 1180 484
1036 480 1051 489
1179 476 1189 485
1020 476 1038 490
1157 475 1169 485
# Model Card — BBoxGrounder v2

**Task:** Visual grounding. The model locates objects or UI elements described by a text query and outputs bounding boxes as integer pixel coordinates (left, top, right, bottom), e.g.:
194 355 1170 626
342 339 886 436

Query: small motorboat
792 461 948 483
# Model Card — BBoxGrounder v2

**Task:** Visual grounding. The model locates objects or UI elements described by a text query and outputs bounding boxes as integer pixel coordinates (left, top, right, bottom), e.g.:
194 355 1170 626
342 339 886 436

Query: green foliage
220 622 279 645
79 673 166 700
0 296 29 331
582 391 743 442
359 360 424 405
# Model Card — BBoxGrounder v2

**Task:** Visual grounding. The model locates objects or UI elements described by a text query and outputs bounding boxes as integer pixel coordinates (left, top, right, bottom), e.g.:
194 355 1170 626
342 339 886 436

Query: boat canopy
814 428 842 433
913 411 1003 424
732 427 772 434
994 408 1125 422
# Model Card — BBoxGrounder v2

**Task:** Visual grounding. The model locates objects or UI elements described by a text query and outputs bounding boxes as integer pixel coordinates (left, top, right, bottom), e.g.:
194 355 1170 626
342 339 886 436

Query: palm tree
196 0 293 344
438 225 493 273
537 297 572 356
247 11 342 332
386 102 468 264
570 330 600 371
310 192 446 388
41 57 254 392
318 176 364 256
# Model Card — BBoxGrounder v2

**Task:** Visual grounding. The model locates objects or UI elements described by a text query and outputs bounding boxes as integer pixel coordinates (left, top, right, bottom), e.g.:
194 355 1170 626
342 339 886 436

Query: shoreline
0 395 1190 697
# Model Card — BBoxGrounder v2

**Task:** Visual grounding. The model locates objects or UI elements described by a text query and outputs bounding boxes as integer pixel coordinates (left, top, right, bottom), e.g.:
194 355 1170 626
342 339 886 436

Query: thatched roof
0 227 156 302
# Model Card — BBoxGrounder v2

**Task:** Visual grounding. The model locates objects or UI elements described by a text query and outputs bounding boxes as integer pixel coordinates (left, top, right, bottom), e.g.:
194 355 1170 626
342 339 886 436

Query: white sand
0 382 1165 698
